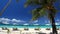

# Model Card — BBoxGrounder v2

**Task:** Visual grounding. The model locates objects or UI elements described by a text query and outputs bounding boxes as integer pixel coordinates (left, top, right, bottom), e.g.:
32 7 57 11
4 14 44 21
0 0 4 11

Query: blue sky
0 0 60 25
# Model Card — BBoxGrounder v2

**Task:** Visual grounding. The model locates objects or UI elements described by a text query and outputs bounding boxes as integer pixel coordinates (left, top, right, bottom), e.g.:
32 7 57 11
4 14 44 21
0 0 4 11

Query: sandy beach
0 28 60 34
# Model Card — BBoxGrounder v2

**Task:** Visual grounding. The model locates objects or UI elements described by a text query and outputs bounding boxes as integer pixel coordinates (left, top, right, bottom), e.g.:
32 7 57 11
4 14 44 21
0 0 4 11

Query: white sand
0 28 60 34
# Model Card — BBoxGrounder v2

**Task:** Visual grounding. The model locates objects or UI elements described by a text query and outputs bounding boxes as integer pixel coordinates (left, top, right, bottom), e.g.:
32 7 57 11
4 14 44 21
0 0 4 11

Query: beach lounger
34 28 40 31
57 28 59 30
10 28 20 34
24 28 29 31
46 28 50 30
1 28 9 34
13 28 18 31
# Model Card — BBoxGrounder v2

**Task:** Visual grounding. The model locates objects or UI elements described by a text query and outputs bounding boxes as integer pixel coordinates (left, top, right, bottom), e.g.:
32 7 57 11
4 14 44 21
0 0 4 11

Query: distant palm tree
0 0 12 16
0 0 19 16
24 0 58 34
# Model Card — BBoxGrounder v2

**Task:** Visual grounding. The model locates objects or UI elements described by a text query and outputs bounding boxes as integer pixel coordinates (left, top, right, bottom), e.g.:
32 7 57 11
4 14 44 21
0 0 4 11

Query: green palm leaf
24 0 58 34
47 6 57 18
32 8 47 20
24 0 46 7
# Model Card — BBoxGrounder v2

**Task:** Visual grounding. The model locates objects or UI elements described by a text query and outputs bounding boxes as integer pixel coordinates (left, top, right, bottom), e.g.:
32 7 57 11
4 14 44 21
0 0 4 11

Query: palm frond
24 0 57 21
48 6 57 17
24 0 46 7
32 8 41 20
32 8 47 20
47 0 57 3
24 0 57 7
39 8 47 16
47 6 57 19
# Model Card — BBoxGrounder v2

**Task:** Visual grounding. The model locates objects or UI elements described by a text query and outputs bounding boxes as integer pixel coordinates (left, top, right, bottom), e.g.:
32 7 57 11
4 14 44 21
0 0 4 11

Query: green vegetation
25 0 58 34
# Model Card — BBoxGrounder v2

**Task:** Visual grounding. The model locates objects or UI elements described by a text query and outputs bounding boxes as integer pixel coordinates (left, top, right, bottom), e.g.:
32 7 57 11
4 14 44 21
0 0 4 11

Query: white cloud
56 19 60 21
23 23 29 25
13 23 18 25
0 18 11 22
55 23 59 25
0 18 10 24
45 23 60 25
2 21 9 24
12 19 20 22
45 24 51 25
45 20 50 23
33 24 39 25
45 20 60 25
33 20 38 23
0 18 25 24
11 19 25 23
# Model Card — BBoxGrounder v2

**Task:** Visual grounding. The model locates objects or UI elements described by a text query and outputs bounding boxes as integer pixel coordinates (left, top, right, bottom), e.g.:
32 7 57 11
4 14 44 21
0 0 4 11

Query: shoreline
0 25 60 28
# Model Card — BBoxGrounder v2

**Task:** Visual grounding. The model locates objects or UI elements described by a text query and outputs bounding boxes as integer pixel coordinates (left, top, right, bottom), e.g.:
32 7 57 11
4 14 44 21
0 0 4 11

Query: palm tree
0 0 19 16
0 0 12 16
0 0 19 34
24 0 58 34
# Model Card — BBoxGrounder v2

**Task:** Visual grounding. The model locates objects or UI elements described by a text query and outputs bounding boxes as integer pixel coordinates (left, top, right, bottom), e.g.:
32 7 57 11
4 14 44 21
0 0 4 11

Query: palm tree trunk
0 0 11 16
49 13 58 34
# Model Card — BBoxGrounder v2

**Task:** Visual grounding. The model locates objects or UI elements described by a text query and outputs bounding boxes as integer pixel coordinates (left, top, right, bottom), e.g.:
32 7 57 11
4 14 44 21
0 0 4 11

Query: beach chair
46 28 50 30
34 28 40 31
24 28 29 31
10 28 20 34
57 28 59 30
1 27 9 34
2 27 8 30
13 28 18 31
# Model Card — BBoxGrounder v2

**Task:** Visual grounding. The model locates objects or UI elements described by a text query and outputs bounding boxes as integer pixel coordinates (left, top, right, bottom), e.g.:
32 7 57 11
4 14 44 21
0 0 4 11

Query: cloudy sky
0 0 60 25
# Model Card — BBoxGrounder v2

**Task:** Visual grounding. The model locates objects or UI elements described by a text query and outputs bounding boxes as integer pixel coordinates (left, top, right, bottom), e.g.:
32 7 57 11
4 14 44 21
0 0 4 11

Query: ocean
0 25 60 28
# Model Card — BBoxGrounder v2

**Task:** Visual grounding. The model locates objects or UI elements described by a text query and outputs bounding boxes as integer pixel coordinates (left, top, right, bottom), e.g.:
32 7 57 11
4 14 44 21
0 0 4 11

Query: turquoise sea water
0 25 60 28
